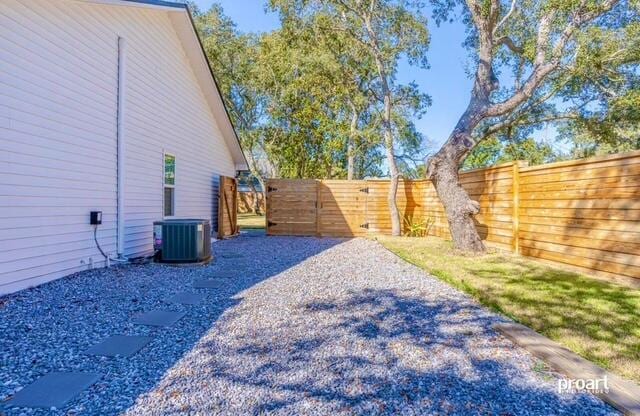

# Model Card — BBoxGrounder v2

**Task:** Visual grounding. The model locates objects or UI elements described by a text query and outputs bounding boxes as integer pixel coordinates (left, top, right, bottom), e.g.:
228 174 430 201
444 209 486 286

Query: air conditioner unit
153 219 212 263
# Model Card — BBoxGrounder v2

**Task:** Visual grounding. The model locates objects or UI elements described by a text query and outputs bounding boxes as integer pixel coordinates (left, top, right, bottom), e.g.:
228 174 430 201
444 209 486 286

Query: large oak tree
426 0 636 252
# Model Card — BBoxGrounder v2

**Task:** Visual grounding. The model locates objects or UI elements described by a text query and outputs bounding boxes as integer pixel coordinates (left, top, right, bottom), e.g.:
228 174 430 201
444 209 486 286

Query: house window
164 153 175 217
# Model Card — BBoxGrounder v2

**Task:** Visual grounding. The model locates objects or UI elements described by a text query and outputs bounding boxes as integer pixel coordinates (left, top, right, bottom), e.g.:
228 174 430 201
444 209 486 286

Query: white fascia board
71 0 185 12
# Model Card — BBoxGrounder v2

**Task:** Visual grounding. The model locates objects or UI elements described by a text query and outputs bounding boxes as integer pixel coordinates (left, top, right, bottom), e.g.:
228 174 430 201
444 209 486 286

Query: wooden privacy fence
266 179 432 237
265 150 640 281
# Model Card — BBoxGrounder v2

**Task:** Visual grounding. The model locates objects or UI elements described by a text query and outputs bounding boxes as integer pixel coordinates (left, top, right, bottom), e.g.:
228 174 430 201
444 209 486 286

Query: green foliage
557 17 640 157
194 1 431 180
561 89 640 158
463 136 556 169
268 0 432 179
429 0 639 172
463 137 503 169
501 137 555 165
191 4 273 182
193 0 639 186
254 21 375 178
403 216 435 237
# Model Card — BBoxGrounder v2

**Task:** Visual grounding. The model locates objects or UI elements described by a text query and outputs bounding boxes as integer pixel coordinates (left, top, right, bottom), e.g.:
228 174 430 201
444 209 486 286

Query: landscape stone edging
494 322 640 416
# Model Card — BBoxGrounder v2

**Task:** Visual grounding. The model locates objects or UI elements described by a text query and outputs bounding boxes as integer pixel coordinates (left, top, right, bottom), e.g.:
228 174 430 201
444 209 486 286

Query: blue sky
192 0 557 152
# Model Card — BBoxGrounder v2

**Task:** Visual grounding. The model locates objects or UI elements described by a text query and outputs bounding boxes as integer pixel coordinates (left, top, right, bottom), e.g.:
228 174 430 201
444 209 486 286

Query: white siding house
0 0 247 294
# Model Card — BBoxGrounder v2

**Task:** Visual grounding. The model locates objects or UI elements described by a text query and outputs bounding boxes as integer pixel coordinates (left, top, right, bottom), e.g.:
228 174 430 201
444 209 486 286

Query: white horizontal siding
0 0 236 294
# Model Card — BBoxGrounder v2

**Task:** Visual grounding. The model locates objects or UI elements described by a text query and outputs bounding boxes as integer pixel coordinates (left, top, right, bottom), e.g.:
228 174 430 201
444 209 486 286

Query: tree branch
495 36 523 54
481 112 580 138
493 0 517 36
486 0 620 118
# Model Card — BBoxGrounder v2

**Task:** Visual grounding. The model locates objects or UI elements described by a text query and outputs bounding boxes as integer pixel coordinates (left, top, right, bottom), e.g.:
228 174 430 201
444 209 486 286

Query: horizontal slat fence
422 163 518 251
365 179 431 235
265 150 640 281
518 152 640 280
266 179 318 236
318 180 368 237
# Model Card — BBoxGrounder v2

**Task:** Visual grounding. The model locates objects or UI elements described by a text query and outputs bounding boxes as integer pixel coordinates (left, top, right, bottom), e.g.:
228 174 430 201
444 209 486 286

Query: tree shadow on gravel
0 235 345 415
142 288 615 415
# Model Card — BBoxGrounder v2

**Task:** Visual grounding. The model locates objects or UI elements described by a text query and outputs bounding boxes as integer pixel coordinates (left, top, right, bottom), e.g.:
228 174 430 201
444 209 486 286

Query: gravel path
0 234 617 415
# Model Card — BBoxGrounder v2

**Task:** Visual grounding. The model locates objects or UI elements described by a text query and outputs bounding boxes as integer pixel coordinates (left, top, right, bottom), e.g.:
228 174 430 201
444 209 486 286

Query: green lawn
377 235 640 384
237 213 265 230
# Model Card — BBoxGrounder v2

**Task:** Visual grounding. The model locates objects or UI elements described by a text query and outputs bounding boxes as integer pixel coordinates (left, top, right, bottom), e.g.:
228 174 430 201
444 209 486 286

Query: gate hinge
359 187 369 194
267 186 278 193
359 223 369 229
267 221 277 227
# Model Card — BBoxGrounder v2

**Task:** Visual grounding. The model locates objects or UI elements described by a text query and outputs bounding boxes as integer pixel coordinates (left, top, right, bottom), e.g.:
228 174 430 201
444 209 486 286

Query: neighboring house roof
80 0 249 171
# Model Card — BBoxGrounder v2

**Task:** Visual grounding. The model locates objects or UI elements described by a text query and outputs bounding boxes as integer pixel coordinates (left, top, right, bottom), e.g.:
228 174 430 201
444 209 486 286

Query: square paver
209 271 237 279
132 310 185 327
220 253 244 259
193 279 226 289
167 292 206 305
7 372 101 408
84 335 153 357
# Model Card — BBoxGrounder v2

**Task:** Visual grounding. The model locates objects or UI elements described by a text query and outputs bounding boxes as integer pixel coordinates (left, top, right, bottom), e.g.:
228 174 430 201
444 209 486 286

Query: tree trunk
385 134 401 237
347 105 358 181
362 13 400 236
248 180 262 215
428 118 486 252
245 151 266 216
383 93 401 236
430 156 484 252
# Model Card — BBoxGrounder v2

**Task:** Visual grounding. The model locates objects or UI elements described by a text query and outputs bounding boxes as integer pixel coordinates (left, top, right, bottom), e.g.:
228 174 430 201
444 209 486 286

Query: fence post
316 180 321 237
511 161 526 254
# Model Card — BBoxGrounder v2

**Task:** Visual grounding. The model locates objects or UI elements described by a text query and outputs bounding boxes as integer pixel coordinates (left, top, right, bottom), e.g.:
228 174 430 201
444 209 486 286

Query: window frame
163 152 176 218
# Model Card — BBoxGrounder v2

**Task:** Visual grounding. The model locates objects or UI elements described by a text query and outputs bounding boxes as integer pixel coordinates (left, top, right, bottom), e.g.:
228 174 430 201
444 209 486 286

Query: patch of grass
237 213 265 230
377 235 640 383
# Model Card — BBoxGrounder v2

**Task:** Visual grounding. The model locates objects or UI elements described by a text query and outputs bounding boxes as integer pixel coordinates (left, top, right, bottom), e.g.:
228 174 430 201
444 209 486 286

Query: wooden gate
217 176 239 239
265 179 318 236
318 180 368 237
266 179 411 237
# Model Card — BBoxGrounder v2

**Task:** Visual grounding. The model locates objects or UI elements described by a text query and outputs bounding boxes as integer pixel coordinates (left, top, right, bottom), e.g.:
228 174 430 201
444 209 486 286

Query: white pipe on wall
116 37 126 257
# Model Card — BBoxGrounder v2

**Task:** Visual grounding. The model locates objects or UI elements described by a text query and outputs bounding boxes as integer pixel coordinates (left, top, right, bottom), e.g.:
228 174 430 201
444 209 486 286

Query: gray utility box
153 219 212 263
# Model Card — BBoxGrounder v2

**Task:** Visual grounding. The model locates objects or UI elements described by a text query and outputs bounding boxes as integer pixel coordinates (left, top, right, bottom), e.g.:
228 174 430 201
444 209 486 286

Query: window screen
164 187 174 217
163 154 175 217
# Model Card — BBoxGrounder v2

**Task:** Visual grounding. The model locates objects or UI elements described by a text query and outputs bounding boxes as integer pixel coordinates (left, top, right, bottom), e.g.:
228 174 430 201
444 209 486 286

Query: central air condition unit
153 219 212 263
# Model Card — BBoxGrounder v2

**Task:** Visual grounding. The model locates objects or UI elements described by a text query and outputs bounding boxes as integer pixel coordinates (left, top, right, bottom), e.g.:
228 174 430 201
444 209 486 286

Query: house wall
0 0 236 294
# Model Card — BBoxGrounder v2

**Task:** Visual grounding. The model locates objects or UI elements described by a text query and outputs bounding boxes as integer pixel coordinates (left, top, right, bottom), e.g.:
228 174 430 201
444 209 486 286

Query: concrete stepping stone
167 292 206 305
84 335 152 357
132 310 185 327
220 253 244 259
6 372 101 408
209 271 237 279
193 279 226 289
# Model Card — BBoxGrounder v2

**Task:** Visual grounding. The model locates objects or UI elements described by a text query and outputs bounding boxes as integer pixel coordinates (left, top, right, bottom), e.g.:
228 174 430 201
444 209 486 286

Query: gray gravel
0 234 617 415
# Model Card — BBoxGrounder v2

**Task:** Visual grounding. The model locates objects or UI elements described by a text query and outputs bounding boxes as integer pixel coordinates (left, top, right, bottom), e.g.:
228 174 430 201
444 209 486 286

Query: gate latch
359 187 369 194
359 223 370 229
267 186 278 193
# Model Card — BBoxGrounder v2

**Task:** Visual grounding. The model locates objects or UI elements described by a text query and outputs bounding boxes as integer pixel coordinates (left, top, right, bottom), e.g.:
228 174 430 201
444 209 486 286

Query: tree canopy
190 0 638 240
423 0 640 252
192 0 432 187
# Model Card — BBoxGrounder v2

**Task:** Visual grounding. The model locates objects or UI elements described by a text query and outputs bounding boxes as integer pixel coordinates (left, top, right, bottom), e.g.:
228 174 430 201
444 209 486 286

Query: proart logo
557 376 609 395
